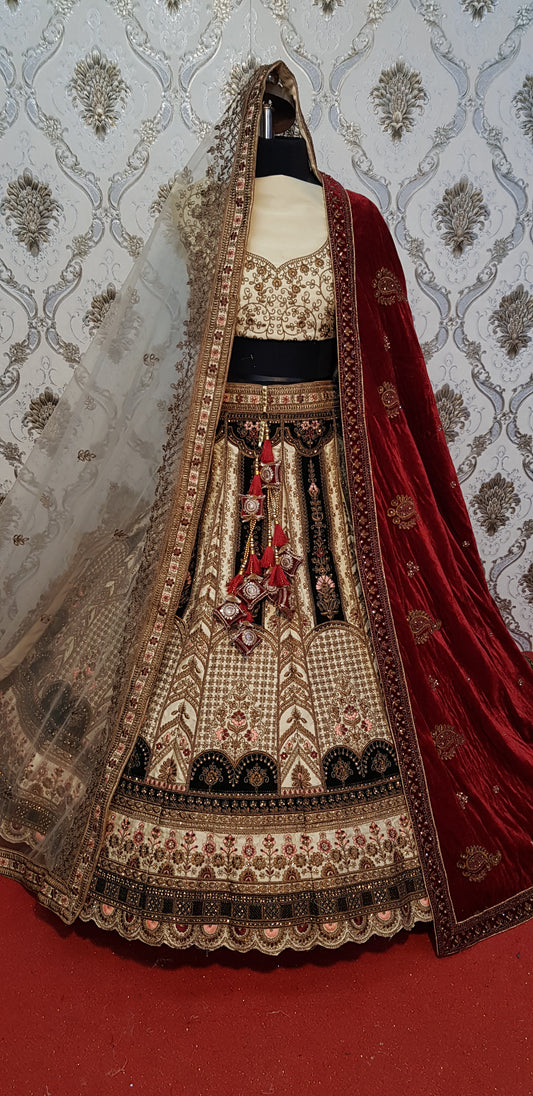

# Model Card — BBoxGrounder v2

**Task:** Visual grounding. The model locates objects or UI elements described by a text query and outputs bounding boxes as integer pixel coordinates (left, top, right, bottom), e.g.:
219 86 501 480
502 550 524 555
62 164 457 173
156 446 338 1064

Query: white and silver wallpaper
0 0 532 646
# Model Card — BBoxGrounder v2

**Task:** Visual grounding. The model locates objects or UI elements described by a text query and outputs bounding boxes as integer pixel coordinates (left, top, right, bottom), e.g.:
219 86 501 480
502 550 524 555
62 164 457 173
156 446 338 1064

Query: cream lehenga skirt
81 379 432 951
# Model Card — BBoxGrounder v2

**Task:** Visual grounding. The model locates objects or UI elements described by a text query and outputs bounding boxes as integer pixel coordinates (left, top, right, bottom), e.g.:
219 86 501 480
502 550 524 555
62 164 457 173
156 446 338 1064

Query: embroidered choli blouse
235 175 335 341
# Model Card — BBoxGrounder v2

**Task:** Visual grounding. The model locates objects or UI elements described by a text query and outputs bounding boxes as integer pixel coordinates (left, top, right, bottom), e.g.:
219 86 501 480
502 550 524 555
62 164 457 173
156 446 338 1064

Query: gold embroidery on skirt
87 380 431 951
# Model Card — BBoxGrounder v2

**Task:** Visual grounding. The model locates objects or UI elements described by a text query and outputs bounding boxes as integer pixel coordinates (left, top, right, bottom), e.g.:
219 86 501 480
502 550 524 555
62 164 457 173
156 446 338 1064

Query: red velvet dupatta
325 175 532 955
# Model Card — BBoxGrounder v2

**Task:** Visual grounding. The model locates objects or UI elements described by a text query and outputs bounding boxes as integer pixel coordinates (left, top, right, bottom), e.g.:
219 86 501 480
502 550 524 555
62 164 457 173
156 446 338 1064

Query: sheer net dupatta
0 64 293 916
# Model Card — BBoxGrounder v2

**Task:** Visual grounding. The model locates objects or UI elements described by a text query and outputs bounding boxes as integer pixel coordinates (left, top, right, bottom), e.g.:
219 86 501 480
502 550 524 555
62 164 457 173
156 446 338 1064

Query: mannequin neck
255 137 320 185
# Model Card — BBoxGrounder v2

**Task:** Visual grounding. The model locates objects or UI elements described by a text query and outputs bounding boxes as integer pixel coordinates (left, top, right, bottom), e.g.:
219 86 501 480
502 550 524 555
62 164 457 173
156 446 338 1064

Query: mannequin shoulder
342 188 397 257
344 189 388 232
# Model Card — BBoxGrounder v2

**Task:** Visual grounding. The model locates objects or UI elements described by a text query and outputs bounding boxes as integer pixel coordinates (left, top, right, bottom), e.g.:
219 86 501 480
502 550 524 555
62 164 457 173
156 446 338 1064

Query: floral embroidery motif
330 681 376 752
293 419 325 448
291 762 312 791
407 609 441 645
246 763 269 789
149 174 180 217
456 792 469 809
431 723 465 759
406 560 419 578
211 687 265 762
101 814 419 892
308 460 341 619
77 449 96 462
200 763 223 788
315 574 339 618
378 381 401 418
387 495 418 529
331 758 353 785
373 268 406 306
457 845 502 883
13 534 29 546
236 241 335 340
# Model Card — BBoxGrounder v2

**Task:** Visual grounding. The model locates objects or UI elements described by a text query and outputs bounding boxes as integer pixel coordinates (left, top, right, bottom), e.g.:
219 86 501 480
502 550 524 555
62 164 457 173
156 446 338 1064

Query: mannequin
229 92 336 385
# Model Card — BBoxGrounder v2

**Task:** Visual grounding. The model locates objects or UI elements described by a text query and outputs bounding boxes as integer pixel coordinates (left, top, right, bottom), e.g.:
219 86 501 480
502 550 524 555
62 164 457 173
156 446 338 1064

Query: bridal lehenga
0 62 531 956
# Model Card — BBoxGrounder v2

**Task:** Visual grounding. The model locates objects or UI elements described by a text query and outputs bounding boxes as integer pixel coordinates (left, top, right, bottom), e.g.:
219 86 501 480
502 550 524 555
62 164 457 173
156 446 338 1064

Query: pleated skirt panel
82 380 432 952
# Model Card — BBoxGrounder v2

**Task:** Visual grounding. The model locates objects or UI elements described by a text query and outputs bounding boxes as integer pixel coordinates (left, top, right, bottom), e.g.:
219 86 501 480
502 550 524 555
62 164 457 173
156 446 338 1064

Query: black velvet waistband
227 336 337 385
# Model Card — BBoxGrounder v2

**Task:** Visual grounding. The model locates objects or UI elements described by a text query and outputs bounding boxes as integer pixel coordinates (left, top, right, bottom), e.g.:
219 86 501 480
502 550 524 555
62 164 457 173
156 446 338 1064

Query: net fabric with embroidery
0 64 293 909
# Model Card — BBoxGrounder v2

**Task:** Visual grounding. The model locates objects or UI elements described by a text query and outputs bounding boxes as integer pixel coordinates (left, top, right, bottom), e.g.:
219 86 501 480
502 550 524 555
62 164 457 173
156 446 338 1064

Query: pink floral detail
316 574 334 591
203 837 216 857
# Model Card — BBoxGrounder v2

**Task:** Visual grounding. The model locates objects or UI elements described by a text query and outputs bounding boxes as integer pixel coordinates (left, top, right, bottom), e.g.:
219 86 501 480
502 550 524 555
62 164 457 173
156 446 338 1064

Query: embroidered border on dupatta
44 63 320 924
324 173 533 956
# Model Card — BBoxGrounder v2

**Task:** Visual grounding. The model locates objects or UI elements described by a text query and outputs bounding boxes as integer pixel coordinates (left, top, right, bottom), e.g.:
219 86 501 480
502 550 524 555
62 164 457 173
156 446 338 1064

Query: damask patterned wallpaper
0 0 532 646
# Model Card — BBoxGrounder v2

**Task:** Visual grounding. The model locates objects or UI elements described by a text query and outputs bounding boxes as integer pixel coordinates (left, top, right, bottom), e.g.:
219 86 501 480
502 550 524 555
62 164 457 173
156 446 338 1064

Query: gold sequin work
84 380 431 952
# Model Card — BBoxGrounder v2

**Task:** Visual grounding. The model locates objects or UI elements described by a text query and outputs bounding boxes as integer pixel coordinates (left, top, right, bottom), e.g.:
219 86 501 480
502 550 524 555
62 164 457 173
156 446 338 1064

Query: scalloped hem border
78 897 433 954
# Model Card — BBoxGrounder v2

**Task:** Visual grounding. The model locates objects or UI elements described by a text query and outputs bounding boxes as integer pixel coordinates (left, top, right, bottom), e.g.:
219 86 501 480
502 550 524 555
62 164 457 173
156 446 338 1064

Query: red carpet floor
0 877 531 1096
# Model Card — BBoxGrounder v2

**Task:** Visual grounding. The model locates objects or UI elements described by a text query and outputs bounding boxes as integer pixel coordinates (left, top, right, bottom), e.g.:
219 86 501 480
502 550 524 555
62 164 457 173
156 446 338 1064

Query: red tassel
249 473 263 496
260 545 275 568
245 553 262 575
272 523 288 548
261 439 274 463
227 574 243 594
268 564 290 588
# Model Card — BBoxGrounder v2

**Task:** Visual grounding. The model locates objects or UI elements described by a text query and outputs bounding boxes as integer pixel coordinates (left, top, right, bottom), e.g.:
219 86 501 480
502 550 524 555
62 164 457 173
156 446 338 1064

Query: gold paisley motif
457 845 502 883
387 494 418 529
431 723 464 759
373 267 406 306
407 609 442 645
378 381 401 418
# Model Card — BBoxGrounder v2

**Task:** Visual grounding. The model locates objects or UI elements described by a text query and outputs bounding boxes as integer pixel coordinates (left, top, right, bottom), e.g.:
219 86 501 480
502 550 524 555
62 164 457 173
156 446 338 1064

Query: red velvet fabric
324 176 533 954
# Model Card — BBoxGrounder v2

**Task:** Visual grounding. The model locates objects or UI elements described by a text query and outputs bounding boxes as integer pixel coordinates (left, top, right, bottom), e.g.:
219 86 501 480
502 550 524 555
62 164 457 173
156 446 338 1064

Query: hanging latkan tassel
214 391 302 655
